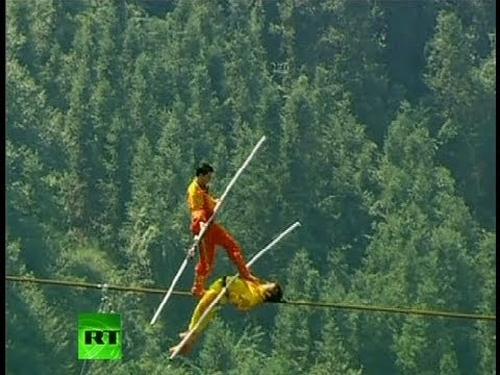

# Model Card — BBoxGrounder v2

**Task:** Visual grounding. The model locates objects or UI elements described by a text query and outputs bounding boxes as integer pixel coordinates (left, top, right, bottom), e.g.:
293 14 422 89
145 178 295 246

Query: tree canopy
7 1 495 374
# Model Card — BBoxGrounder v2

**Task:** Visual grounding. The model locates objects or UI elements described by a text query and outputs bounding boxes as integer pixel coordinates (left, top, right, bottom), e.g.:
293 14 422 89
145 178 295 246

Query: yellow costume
173 276 269 354
190 276 266 331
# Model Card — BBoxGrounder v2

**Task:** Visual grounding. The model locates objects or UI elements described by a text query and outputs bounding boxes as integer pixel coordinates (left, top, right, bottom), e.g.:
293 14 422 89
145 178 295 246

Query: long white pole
149 136 267 326
169 221 301 359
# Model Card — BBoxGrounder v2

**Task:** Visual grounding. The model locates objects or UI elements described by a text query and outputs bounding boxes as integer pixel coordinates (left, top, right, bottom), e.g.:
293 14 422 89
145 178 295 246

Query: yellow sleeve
187 184 205 213
187 281 228 333
187 184 209 234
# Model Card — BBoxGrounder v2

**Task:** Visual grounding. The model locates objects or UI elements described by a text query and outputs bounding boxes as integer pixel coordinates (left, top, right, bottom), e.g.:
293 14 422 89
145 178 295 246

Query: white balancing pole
149 136 267 326
169 221 301 360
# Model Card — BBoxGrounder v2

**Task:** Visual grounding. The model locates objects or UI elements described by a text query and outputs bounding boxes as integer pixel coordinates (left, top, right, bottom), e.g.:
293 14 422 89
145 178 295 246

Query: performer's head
263 282 283 303
196 163 214 185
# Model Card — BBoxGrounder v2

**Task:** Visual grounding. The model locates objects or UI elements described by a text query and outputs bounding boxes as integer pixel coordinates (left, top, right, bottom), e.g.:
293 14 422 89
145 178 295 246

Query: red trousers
193 223 250 288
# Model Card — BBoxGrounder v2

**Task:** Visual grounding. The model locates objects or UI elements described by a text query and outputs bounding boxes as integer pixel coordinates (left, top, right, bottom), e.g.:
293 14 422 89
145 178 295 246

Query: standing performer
169 275 283 355
187 163 257 296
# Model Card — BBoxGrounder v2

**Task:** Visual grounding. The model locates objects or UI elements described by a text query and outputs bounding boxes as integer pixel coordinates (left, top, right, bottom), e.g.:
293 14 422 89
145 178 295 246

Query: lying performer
169 275 283 355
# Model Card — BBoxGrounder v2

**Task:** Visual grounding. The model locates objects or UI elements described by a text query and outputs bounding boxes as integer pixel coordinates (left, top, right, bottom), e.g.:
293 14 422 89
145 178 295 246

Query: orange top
186 178 217 234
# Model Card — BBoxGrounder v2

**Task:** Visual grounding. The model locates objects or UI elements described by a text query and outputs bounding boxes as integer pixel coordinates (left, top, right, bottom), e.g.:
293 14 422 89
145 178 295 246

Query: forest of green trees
6 0 496 374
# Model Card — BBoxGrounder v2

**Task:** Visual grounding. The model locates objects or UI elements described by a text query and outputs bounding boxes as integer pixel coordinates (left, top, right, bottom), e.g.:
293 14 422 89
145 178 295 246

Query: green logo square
78 313 122 360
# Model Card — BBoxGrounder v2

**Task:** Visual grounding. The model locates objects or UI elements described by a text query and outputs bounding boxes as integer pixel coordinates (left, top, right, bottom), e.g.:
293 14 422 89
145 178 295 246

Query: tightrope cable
6 275 495 322
79 281 114 375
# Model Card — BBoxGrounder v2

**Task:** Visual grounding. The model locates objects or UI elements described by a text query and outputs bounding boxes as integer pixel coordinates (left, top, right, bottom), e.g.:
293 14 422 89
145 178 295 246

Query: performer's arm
187 189 208 234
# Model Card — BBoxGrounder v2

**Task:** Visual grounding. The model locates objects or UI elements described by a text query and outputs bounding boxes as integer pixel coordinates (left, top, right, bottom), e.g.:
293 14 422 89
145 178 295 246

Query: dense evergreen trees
7 1 495 374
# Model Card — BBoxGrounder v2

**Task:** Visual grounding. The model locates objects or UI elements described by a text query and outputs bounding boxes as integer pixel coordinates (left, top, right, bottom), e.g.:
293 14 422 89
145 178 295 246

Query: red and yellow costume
172 276 267 354
186 178 253 295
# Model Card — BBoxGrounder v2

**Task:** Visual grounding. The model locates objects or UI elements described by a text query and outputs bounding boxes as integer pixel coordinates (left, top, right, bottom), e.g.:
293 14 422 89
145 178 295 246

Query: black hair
196 163 214 176
265 282 283 303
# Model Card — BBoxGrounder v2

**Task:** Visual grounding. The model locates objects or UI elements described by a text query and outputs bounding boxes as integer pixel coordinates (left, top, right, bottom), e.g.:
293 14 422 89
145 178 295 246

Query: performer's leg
212 224 255 280
192 228 217 296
